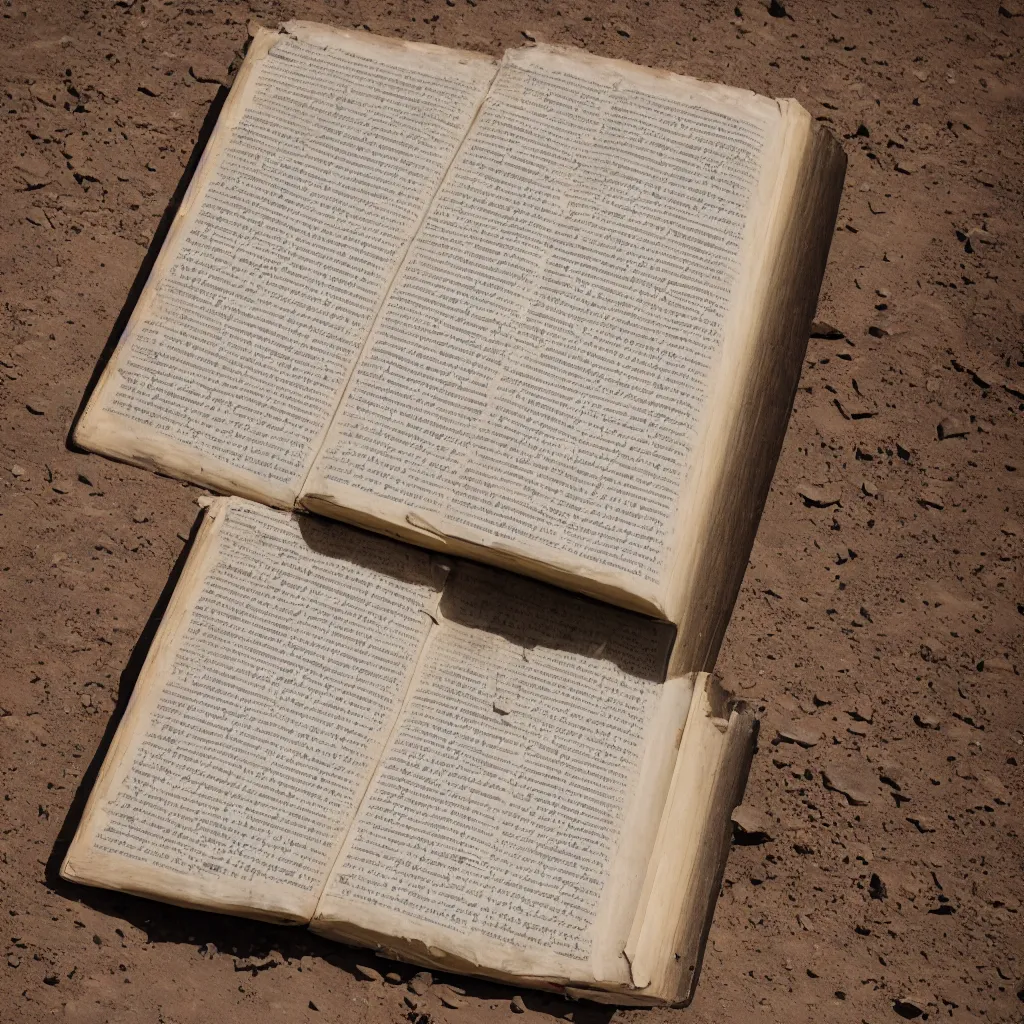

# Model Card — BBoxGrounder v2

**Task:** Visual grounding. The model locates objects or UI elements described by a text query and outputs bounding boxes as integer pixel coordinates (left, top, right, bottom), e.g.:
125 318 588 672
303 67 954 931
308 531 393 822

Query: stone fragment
776 718 822 748
797 483 841 508
731 804 772 843
25 398 47 415
861 479 878 497
907 814 937 833
937 415 969 439
919 492 944 510
355 964 383 982
822 764 873 805
511 994 526 1013
810 321 845 339
10 465 25 478
893 995 927 1019
408 971 433 995
385 971 402 984
913 712 941 730
438 988 463 1009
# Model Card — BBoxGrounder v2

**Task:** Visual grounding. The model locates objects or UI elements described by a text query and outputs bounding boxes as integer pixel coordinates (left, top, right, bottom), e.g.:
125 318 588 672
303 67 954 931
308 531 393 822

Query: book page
304 44 786 615
61 498 441 923
75 25 497 507
312 563 691 987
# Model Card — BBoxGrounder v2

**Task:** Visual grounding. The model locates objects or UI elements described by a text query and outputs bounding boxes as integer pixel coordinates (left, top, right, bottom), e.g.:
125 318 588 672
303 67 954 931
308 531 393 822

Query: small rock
7 955 19 968
979 772 1011 806
937 415 968 440
913 712 940 729
385 971 402 984
1000 519 1022 537
822 765 873 805
907 814 937 833
834 397 875 420
868 873 888 899
404 995 420 1010
12 154 52 190
849 698 873 723
810 320 845 339
511 994 527 1013
408 970 433 995
189 57 228 85
11 464 25 478
981 654 1015 674
861 479 878 497
776 718 822 748
797 483 841 508
232 952 281 973
355 964 383 982
25 399 47 415
893 995 928 1019
919 492 944 510
438 989 463 1010
731 804 772 843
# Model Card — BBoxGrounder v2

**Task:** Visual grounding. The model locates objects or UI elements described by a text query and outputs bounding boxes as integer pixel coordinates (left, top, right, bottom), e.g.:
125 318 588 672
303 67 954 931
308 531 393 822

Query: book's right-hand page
311 561 690 993
303 43 839 622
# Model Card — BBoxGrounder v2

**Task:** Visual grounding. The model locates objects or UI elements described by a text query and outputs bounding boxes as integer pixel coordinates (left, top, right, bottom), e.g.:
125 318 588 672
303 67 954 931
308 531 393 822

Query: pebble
937 415 968 439
776 718 822 748
982 654 1015 674
810 320 845 339
822 765 873 805
404 995 420 1010
511 994 527 1013
25 399 47 415
11 464 25 478
731 804 772 842
385 971 402 984
797 483 841 508
849 698 873 723
438 989 463 1009
408 970 433 995
861 479 878 497
913 712 941 729
907 814 937 833
919 492 944 510
355 964 383 982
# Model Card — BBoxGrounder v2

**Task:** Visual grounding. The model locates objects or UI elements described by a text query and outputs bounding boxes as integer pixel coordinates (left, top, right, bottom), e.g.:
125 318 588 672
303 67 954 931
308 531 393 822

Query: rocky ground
2 0 1022 1022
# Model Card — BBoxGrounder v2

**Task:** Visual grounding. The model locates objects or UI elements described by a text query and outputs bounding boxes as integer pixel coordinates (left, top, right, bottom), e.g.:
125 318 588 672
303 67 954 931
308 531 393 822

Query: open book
74 21 845 643
62 498 754 1006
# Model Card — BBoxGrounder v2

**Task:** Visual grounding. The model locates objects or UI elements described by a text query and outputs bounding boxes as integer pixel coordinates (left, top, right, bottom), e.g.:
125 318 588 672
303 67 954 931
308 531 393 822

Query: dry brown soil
2 0 1023 1022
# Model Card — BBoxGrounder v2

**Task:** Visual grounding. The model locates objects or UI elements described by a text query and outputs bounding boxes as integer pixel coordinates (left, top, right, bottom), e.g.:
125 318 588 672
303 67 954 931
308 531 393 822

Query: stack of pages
63 21 845 1006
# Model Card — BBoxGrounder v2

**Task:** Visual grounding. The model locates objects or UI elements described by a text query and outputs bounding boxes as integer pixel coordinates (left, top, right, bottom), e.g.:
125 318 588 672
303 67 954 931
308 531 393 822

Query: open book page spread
306 46 784 612
65 499 696 990
74 26 497 506
61 499 440 922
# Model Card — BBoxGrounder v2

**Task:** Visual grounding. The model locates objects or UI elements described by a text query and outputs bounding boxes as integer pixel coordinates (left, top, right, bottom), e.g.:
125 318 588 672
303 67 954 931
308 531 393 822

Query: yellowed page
303 43 786 615
75 25 497 507
311 562 689 988
61 498 440 923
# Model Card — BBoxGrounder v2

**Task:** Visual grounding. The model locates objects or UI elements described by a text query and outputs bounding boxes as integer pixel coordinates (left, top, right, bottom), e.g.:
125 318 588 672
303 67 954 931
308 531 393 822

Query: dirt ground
2 0 1022 1021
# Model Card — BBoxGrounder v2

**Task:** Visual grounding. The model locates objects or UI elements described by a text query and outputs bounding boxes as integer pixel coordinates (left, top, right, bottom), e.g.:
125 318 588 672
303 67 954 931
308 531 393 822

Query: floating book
63 498 755 1006
74 21 845 648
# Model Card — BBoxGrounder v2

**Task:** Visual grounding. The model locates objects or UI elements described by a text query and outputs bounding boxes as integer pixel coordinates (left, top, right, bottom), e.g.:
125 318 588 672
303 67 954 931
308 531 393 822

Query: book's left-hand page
74 22 497 508
61 497 443 924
